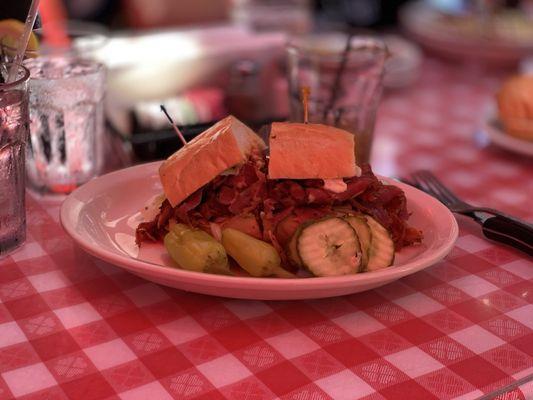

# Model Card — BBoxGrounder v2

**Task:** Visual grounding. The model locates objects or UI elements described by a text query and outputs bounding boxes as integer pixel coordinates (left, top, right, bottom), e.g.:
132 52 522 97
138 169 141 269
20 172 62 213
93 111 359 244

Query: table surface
0 58 532 400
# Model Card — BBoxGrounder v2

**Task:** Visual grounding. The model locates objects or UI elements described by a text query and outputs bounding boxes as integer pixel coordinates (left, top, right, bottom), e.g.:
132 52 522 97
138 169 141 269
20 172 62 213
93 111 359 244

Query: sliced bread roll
268 122 357 179
160 115 266 207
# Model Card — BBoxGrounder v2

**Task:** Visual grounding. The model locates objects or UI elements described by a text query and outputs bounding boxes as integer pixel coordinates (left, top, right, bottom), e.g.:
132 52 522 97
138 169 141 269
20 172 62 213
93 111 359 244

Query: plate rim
483 116 533 157
400 1 533 51
60 161 459 290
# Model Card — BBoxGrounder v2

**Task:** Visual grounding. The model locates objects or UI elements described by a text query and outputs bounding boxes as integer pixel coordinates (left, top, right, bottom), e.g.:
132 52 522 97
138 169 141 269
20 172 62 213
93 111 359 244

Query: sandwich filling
136 151 422 266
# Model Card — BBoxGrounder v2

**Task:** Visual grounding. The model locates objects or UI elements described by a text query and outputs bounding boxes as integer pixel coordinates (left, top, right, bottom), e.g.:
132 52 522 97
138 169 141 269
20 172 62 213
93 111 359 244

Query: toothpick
160 105 187 146
300 86 310 124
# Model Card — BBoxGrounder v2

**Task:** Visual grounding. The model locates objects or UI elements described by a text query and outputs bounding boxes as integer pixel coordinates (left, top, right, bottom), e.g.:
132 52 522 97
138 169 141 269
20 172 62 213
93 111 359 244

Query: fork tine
418 171 461 204
410 172 447 203
409 172 428 192
413 171 452 203
410 171 454 206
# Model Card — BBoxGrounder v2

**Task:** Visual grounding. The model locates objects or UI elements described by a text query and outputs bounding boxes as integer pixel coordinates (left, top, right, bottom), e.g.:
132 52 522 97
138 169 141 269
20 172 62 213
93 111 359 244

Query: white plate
60 162 458 300
400 1 533 66
483 116 533 157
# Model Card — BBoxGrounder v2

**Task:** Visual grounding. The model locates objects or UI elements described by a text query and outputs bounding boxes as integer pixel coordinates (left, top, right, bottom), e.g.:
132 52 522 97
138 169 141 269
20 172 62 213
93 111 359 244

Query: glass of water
24 55 105 194
0 64 30 256
287 34 387 164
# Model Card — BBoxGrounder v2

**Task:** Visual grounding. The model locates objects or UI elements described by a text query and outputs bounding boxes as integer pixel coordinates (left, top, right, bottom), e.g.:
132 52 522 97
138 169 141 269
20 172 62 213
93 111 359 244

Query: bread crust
268 122 357 179
160 116 265 207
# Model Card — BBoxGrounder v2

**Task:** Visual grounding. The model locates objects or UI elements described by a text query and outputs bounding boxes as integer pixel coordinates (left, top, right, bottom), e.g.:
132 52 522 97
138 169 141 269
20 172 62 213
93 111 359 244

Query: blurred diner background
3 0 533 177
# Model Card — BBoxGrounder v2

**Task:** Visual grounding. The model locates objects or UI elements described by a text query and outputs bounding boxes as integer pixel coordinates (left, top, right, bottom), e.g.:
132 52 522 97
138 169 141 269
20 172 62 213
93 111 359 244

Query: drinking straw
7 0 40 83
322 33 354 120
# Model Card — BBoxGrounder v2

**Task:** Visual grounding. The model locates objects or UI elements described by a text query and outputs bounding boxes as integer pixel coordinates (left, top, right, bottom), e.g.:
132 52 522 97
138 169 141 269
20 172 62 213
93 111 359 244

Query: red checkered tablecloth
0 58 532 400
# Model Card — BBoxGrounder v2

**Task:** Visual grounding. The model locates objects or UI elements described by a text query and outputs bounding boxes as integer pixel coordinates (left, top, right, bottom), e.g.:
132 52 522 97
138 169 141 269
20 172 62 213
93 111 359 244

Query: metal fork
411 171 512 218
410 170 533 257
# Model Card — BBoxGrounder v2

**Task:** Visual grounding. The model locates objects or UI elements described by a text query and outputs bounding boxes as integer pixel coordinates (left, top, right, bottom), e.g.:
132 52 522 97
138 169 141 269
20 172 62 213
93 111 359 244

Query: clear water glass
0 64 30 256
287 34 387 164
24 55 105 193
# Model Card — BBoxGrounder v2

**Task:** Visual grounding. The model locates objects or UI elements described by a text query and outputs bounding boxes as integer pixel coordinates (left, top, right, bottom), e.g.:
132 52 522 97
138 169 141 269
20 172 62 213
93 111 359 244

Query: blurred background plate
483 112 533 157
90 25 288 161
400 0 533 66
93 25 285 103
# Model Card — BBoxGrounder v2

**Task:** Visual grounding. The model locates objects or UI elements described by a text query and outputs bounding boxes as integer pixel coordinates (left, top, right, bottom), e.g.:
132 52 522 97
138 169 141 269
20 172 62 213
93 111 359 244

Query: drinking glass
287 34 387 164
24 55 105 193
0 64 30 256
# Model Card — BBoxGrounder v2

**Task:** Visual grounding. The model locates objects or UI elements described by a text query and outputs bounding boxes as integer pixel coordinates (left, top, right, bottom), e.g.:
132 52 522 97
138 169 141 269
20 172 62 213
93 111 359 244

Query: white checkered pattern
0 57 531 400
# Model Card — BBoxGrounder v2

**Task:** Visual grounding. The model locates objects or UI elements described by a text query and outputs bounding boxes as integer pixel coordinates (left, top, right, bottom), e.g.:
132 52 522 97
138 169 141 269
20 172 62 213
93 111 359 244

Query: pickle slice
297 218 362 277
365 216 395 271
345 215 372 270
287 225 303 267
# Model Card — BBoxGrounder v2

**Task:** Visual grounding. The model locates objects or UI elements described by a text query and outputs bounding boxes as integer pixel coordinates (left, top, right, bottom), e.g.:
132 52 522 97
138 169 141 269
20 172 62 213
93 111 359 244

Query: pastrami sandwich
262 121 422 275
136 115 267 244
160 115 266 208
136 116 422 277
